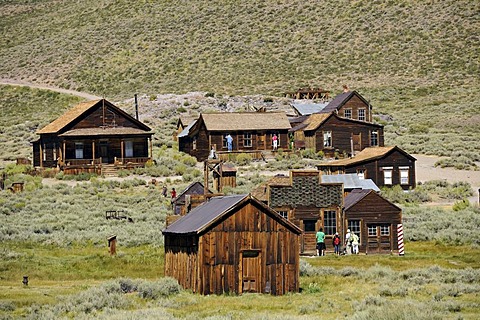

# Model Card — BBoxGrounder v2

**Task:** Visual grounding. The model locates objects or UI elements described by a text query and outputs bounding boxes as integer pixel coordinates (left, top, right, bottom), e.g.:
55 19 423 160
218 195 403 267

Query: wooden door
98 141 109 163
241 250 261 293
352 133 361 152
257 133 266 150
367 224 392 253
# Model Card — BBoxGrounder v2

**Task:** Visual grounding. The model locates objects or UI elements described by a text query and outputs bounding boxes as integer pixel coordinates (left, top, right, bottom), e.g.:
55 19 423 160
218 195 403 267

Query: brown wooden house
290 112 384 157
317 146 416 190
320 90 373 122
178 112 291 161
251 170 344 254
172 181 212 216
162 194 302 295
343 189 402 254
33 99 153 174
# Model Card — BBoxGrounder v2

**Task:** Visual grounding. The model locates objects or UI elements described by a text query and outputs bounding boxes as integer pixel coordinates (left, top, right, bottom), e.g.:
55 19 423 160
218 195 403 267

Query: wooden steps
101 164 118 177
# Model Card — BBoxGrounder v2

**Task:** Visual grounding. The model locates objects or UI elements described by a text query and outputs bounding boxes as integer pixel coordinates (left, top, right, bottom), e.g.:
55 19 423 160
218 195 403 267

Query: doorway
98 141 109 163
241 250 261 293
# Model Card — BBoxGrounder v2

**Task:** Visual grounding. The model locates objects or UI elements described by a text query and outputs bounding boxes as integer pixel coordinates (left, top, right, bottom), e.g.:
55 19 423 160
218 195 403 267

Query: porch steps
101 164 118 177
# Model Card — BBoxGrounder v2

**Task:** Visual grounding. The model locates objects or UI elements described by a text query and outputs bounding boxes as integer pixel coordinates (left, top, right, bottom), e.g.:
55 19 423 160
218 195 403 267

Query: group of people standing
315 228 360 256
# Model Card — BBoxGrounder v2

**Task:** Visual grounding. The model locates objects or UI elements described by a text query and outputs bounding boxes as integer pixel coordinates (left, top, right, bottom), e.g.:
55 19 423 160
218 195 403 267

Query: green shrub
235 153 252 165
452 199 470 211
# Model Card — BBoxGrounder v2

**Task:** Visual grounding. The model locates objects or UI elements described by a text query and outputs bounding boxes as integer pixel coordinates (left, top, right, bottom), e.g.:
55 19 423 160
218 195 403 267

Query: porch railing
64 158 102 166
115 157 151 165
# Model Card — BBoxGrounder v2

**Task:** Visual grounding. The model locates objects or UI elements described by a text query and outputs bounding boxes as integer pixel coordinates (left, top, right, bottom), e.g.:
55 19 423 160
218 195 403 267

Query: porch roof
59 127 153 137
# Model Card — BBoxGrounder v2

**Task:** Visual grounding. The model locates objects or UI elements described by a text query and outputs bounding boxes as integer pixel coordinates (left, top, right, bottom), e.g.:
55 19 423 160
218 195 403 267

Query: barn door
367 224 392 253
352 133 361 152
241 250 261 293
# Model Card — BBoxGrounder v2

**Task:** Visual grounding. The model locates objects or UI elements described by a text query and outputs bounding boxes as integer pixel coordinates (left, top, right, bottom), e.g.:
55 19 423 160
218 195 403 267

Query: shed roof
344 189 401 211
317 146 416 167
302 113 332 131
163 194 302 235
291 102 328 115
200 112 291 131
321 174 380 192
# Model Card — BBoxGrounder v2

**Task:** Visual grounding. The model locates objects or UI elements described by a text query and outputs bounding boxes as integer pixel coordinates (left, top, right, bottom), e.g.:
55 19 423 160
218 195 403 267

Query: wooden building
162 194 302 295
172 181 211 216
320 90 374 123
33 99 153 174
175 115 197 142
317 146 416 190
343 189 402 254
251 170 343 254
290 112 384 157
178 112 291 161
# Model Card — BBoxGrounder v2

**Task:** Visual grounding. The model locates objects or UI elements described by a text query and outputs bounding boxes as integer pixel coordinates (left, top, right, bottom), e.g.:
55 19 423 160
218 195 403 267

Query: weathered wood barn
317 146 416 190
162 194 302 295
344 189 402 254
290 112 384 157
251 170 343 254
320 90 374 123
178 112 291 161
33 99 153 174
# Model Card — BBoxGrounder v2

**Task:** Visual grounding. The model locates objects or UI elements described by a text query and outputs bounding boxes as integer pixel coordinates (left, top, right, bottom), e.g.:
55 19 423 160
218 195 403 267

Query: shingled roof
200 112 291 131
317 146 416 167
36 99 151 134
162 194 301 235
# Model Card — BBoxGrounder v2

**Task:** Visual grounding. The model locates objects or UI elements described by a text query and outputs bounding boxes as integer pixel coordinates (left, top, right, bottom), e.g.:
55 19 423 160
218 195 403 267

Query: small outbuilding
343 189 402 254
162 194 302 295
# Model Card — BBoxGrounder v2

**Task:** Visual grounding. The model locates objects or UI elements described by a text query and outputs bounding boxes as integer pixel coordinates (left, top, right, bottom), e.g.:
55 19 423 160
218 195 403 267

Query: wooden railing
116 157 151 165
64 158 102 166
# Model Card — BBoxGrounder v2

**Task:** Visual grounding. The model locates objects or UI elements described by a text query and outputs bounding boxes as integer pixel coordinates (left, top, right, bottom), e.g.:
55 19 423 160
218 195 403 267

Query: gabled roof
321 174 380 192
344 189 401 211
173 181 211 204
37 99 151 134
290 112 382 133
163 194 302 235
320 90 371 114
178 119 197 138
291 102 328 116
177 115 197 129
317 146 416 167
199 112 291 131
58 127 151 137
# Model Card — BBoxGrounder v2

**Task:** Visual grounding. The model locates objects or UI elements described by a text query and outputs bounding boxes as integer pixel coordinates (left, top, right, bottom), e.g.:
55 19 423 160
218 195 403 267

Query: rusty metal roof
163 194 302 235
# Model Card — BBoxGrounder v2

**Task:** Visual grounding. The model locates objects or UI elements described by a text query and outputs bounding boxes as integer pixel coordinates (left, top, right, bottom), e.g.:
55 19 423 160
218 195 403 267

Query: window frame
358 108 366 121
380 225 390 236
323 131 332 148
400 168 409 185
303 220 317 232
323 210 337 236
383 168 393 185
348 220 361 242
344 108 352 119
370 130 378 146
368 225 377 237
243 132 252 147
192 136 197 150
75 142 84 159
277 210 288 220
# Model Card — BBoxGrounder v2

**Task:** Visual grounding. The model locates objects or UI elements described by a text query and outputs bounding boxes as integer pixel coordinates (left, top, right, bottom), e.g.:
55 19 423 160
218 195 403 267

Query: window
380 225 390 236
357 169 366 180
125 140 133 157
192 136 197 150
75 142 84 159
323 210 336 235
53 143 57 161
344 109 352 119
368 225 377 236
223 134 228 148
400 168 409 185
370 130 378 146
277 210 288 220
243 132 252 147
43 144 47 161
383 168 392 185
358 109 366 121
348 220 361 242
303 220 316 232
323 131 332 147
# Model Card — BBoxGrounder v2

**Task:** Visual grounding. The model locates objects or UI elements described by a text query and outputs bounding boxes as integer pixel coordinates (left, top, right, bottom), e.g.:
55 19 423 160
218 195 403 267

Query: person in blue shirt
226 134 233 152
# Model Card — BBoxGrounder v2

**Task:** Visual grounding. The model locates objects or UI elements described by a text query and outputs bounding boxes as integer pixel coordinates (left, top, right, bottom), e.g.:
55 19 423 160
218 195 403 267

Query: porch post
92 140 95 163
120 140 124 164
149 137 153 159
39 140 43 168
63 141 66 163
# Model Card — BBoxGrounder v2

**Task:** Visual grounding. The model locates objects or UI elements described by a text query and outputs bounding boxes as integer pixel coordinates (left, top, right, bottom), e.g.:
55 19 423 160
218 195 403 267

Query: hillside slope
1 0 478 97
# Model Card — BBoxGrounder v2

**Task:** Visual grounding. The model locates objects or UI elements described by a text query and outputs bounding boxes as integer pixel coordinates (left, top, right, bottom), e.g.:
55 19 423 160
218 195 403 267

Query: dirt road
0 79 100 100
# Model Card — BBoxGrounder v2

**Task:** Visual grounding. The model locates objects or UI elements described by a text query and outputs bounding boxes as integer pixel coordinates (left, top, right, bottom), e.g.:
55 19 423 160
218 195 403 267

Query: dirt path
0 79 100 100
413 154 480 204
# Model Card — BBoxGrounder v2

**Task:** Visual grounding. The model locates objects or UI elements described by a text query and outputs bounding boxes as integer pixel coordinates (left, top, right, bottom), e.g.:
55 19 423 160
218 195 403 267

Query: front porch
61 156 151 175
